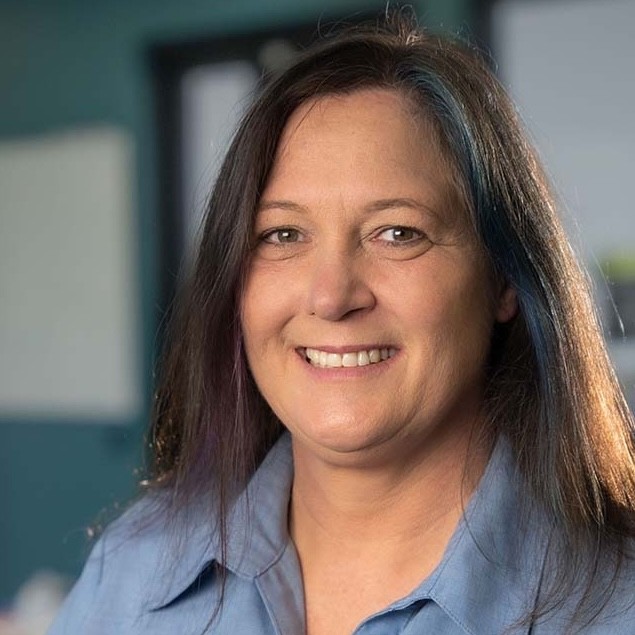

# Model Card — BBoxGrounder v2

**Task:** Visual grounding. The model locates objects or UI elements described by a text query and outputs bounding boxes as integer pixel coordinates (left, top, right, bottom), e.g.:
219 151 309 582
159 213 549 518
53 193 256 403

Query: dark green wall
0 0 472 601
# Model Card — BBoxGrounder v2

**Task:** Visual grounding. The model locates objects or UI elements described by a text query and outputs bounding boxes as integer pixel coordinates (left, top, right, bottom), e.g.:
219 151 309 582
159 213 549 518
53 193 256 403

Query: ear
495 284 518 323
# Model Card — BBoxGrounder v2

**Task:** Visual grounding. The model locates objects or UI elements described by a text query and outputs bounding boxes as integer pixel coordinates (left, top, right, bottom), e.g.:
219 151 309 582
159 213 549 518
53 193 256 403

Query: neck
289 426 491 574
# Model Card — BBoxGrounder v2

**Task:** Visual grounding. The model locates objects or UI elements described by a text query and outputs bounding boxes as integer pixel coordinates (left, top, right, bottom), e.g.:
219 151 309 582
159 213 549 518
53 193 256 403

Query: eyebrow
258 200 309 214
257 197 440 217
364 197 439 216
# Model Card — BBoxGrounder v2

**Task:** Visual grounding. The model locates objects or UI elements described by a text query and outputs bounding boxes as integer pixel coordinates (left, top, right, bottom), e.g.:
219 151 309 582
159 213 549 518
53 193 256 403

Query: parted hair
146 13 635 627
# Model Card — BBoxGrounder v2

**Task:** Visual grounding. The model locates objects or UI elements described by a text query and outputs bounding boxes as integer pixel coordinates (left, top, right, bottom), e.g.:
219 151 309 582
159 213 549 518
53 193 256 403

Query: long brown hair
147 14 635 626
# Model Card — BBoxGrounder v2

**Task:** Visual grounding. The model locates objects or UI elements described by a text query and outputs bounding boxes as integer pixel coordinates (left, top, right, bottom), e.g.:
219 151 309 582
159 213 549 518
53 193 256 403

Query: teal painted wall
0 0 472 601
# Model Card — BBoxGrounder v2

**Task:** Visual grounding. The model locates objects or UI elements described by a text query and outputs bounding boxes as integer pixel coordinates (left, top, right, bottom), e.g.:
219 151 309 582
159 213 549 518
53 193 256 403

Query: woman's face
241 89 516 466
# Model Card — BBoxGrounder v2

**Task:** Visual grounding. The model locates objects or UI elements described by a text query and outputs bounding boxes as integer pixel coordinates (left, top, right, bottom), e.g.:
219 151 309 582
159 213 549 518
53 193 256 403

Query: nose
305 249 376 321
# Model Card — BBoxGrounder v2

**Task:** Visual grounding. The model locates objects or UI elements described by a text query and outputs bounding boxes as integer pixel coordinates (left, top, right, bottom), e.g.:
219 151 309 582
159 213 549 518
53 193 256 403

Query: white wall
492 0 635 394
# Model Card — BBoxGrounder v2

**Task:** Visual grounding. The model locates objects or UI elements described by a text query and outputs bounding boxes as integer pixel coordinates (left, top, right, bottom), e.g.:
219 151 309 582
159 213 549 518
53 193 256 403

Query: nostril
306 265 376 322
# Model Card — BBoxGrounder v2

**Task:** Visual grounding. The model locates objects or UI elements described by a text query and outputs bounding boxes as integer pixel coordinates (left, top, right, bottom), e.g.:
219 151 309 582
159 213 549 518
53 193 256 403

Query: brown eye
377 226 423 244
262 228 302 244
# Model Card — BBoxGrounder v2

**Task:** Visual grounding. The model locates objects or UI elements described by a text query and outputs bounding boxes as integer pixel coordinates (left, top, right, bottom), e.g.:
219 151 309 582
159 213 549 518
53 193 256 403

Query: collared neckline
223 432 295 577
147 433 294 609
425 437 550 635
148 432 550 635
354 438 550 635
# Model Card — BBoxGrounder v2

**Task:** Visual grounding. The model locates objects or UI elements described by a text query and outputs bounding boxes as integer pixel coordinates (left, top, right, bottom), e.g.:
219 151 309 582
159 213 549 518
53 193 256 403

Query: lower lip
295 349 398 379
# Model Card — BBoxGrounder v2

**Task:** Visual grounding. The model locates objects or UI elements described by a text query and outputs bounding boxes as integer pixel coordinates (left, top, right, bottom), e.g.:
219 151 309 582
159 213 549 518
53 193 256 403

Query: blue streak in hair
407 66 556 433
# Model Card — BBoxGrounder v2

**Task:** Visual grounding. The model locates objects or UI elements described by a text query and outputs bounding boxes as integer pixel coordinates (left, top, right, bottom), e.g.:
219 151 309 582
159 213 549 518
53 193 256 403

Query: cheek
446 287 497 371
240 274 265 359
241 269 292 358
406 267 496 360
399 266 491 324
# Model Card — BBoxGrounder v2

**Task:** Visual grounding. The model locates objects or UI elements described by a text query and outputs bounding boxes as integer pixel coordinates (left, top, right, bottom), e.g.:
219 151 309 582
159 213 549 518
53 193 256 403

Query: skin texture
242 89 515 469
241 89 517 634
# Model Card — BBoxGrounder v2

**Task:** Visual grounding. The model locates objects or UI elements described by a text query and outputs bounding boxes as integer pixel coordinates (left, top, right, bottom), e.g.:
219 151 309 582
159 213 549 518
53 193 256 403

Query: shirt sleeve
45 496 173 635
46 537 107 635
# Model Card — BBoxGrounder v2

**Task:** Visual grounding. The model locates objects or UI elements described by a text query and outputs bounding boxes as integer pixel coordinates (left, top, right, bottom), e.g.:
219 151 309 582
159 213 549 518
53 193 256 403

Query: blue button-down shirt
48 434 635 634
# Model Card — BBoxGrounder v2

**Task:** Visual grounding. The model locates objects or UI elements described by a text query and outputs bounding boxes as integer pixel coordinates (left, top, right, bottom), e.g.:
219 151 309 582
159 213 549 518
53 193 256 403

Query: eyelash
256 225 427 248
373 225 426 246
258 227 304 245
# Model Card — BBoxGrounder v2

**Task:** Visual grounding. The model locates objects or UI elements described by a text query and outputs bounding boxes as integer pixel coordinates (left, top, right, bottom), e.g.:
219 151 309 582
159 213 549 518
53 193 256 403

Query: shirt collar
149 433 550 632
402 438 551 635
223 432 295 576
147 433 293 609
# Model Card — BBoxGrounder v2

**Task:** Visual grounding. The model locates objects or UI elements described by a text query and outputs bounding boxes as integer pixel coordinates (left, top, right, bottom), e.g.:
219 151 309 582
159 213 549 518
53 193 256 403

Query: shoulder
534 541 635 634
586 548 635 633
47 493 218 635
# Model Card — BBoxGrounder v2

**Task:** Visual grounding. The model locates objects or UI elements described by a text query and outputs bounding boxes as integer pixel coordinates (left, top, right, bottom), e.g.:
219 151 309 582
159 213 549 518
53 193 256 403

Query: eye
375 226 425 245
260 227 303 244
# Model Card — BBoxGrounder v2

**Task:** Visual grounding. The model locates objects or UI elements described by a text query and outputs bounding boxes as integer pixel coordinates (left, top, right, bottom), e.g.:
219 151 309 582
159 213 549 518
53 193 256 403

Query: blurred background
0 0 633 631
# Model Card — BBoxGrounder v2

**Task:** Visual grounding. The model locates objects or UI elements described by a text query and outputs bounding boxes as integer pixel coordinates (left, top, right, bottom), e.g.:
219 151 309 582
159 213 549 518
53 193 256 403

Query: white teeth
342 352 358 367
304 347 396 368
358 350 370 366
326 353 342 367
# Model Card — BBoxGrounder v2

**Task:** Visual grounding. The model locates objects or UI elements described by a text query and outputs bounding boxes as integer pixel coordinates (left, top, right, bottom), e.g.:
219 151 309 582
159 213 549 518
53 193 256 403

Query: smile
303 347 397 368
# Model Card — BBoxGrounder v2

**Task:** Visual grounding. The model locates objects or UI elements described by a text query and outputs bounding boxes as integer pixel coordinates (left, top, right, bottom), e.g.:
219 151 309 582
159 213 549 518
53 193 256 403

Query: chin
288 413 400 459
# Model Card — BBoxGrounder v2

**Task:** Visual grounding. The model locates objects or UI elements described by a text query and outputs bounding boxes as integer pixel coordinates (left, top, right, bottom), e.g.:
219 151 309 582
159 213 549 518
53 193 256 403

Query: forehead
262 88 466 224
275 89 441 170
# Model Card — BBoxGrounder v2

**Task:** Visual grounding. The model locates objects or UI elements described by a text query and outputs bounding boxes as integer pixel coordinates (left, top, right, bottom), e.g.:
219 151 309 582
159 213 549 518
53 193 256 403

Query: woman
48 16 635 635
